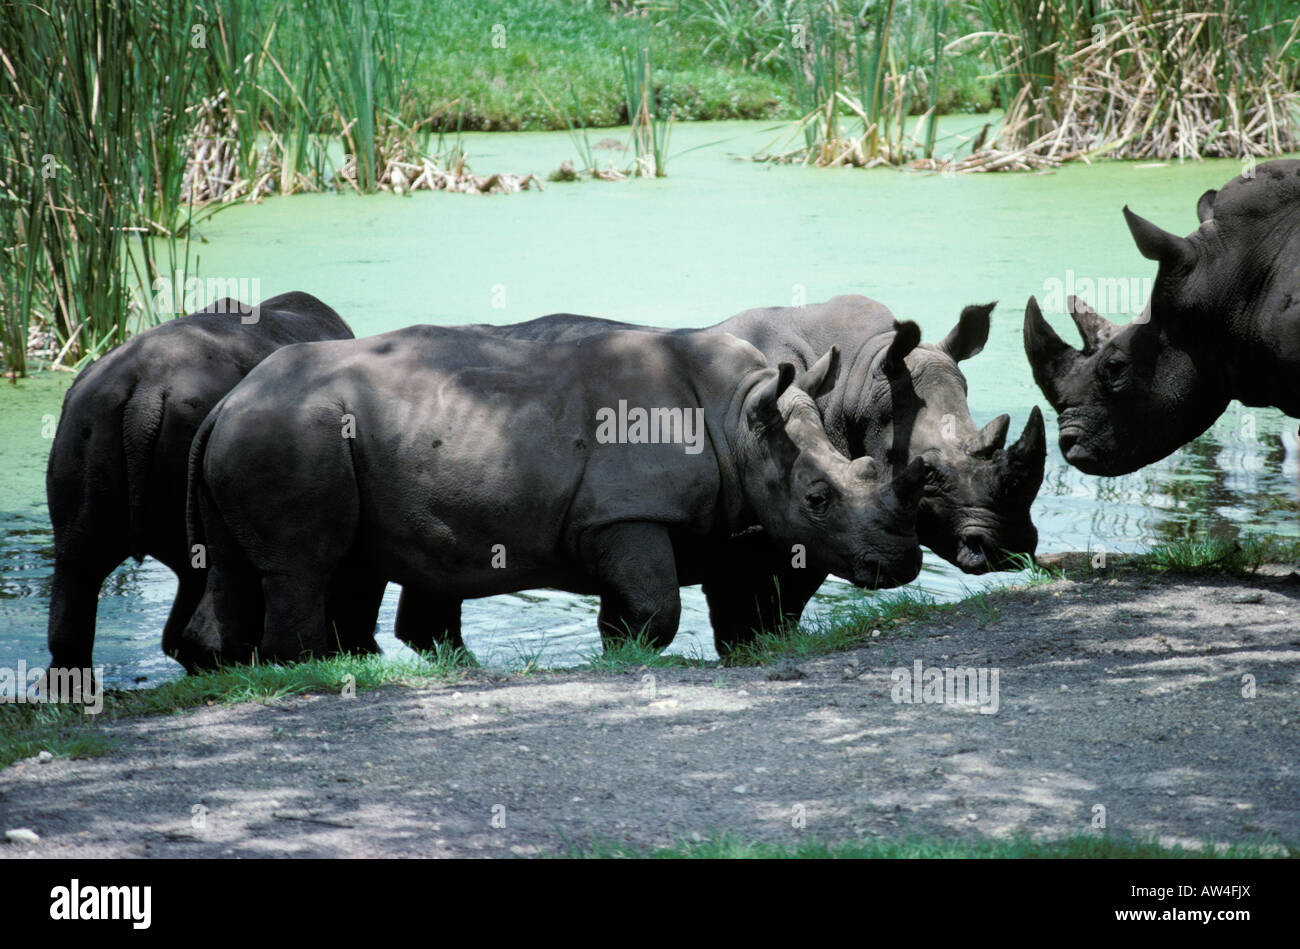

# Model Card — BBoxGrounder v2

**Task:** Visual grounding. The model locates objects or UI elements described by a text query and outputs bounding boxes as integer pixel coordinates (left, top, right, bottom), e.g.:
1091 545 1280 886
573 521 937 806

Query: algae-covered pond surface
3 120 1297 687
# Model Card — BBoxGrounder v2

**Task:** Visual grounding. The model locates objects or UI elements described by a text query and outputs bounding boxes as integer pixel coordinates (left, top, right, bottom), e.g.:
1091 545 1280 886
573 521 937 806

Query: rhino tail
185 404 221 565
122 386 166 563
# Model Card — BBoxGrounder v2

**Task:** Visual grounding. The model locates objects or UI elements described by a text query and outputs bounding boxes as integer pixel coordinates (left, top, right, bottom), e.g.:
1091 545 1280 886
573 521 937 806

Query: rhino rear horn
795 345 840 400
1066 295 1118 354
969 414 1010 459
1008 405 1046 471
940 302 995 362
1196 189 1217 223
1022 296 1080 409
881 321 921 376
1123 206 1194 269
889 456 928 509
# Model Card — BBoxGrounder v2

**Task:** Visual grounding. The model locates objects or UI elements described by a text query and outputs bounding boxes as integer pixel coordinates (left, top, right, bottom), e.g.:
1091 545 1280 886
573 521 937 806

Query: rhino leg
703 555 826 657
394 588 465 654
326 556 385 656
159 567 207 666
47 554 121 671
584 522 681 652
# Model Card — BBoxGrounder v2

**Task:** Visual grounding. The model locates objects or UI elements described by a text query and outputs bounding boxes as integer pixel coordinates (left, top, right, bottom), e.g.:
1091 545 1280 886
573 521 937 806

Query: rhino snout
852 545 923 589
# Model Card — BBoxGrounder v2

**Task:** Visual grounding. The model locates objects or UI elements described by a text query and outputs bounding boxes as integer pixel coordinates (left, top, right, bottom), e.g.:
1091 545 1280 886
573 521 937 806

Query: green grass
395 0 791 131
1130 535 1300 576
723 588 951 666
0 651 473 770
566 830 1296 858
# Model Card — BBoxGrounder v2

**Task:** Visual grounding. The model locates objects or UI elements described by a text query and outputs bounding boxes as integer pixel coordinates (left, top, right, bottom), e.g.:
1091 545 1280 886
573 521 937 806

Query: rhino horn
969 414 1010 459
1196 189 1217 223
1022 296 1080 408
795 345 840 400
849 455 879 483
881 320 922 376
889 456 928 508
1007 405 1046 472
940 302 995 362
1123 206 1194 269
1066 295 1118 354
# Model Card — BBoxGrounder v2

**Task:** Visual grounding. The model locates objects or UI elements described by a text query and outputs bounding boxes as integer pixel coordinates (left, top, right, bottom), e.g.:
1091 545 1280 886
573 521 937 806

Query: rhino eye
1099 355 1129 391
805 487 830 512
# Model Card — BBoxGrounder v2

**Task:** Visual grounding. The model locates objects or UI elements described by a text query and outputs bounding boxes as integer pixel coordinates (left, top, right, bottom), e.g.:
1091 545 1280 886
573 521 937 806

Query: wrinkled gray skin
1025 159 1300 476
182 327 926 665
391 296 1044 655
44 292 354 673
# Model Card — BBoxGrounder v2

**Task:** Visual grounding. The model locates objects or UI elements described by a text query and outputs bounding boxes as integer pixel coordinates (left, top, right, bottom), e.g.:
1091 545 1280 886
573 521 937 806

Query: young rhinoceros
44 292 354 674
182 327 926 664
1024 159 1300 475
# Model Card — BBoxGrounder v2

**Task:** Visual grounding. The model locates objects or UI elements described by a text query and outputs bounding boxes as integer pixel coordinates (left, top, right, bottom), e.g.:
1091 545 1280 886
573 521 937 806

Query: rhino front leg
700 533 826 657
584 522 681 652
394 588 465 654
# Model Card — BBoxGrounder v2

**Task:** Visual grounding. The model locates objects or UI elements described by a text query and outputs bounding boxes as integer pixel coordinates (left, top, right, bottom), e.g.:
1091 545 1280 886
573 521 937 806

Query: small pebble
37 751 53 763
5 829 40 844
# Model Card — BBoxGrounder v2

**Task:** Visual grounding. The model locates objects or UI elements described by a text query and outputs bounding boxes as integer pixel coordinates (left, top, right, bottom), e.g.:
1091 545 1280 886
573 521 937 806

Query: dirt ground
2 562 1298 858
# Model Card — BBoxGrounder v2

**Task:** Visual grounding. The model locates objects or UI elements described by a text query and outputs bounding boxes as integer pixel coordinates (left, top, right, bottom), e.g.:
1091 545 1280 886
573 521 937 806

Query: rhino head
1020 163 1300 474
739 344 926 589
835 306 1045 573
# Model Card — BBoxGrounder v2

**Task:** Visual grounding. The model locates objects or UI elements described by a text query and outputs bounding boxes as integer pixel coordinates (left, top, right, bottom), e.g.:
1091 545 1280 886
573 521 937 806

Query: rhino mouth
852 547 923 589
1056 422 1096 467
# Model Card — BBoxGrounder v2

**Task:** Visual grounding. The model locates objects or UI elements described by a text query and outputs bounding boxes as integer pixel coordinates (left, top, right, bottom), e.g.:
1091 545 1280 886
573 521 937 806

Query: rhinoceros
1024 160 1300 476
44 292 354 673
388 296 1045 656
181 326 927 664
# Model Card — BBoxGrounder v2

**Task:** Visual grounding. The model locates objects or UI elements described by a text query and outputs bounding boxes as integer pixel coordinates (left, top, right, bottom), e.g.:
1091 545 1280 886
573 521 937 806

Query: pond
3 118 1297 688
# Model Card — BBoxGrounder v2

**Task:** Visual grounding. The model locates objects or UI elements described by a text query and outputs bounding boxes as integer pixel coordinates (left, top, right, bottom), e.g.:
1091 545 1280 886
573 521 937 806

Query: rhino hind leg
326 557 386 656
394 589 465 654
47 554 122 671
585 522 681 652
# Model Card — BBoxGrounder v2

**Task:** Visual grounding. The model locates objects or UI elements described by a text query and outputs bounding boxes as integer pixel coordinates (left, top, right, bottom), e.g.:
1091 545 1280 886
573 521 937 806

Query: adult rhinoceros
1024 160 1300 475
389 296 1044 655
44 292 354 674
181 327 928 664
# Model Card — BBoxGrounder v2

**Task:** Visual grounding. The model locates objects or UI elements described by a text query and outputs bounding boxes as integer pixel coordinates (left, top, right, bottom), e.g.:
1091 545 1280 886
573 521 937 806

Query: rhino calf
182 327 926 664
44 292 354 674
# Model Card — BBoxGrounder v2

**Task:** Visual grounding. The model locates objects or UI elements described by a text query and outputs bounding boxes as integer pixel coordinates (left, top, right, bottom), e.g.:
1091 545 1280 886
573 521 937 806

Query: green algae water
4 119 1296 687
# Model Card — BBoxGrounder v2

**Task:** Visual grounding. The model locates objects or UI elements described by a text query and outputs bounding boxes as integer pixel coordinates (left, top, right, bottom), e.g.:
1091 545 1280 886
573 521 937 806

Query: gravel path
3 563 1298 857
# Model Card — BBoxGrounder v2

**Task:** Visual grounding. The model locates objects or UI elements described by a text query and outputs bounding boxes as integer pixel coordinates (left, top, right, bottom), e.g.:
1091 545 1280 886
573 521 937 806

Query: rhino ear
968 414 1010 459
1123 206 1194 269
940 303 995 362
747 363 797 426
795 345 840 400
1196 189 1217 223
881 321 921 376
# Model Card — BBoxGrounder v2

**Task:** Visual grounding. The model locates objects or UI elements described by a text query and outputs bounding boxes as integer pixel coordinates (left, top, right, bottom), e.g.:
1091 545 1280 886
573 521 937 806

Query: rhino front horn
1022 296 1079 409
1123 206 1194 269
890 457 928 508
1066 295 1117 354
